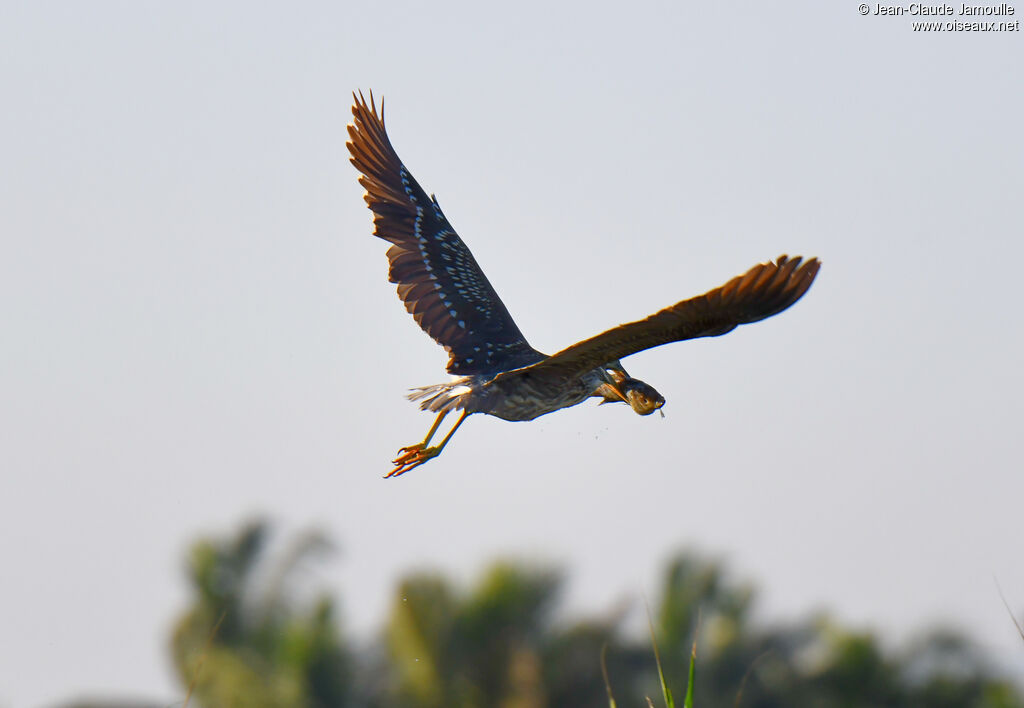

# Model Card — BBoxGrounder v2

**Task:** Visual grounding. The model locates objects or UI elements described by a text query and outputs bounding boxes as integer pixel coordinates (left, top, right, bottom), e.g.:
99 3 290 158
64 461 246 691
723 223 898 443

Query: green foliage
166 522 1024 708
171 520 351 708
383 563 558 708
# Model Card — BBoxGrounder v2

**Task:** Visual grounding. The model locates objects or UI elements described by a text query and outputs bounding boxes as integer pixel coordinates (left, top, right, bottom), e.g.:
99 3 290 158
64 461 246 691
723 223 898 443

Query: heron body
346 91 820 477
408 366 620 422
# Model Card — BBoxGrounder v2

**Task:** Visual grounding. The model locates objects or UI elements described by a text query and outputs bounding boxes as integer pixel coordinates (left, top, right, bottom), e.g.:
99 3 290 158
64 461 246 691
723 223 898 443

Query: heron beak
595 381 629 405
599 364 631 405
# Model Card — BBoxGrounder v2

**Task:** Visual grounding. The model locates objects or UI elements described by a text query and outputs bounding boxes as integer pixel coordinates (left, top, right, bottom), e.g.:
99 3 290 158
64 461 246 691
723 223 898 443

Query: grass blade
995 577 1024 643
683 638 696 708
601 643 618 708
182 610 226 708
733 649 773 708
646 601 674 708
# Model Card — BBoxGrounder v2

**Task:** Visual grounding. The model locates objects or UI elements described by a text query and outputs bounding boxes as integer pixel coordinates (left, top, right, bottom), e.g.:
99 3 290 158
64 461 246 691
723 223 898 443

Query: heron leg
387 410 469 478
398 411 448 453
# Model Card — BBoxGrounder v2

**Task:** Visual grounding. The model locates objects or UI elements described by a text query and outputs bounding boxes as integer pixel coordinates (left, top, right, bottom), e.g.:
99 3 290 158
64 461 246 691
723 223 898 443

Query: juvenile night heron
347 92 820 477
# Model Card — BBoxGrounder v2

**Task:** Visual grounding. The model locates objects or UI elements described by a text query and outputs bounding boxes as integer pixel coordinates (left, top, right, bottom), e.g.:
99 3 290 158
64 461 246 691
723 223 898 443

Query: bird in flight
347 91 820 477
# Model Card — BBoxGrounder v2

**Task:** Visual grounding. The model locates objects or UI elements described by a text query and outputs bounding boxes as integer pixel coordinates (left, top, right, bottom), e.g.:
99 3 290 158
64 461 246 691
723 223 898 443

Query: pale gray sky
2 2 1023 706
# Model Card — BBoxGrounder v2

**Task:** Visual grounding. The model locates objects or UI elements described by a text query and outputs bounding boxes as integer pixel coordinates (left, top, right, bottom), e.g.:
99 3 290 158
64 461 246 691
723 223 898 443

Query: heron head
596 365 666 417
620 377 666 416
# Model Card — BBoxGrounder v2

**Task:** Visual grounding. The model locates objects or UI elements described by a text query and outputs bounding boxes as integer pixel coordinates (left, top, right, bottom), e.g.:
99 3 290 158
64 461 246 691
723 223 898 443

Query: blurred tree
383 563 561 708
654 552 759 703
371 548 1024 708
170 519 351 708
158 520 1024 708
647 554 1024 708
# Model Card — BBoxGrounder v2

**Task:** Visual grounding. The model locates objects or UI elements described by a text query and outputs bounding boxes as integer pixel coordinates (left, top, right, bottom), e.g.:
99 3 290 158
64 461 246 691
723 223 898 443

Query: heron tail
407 381 469 414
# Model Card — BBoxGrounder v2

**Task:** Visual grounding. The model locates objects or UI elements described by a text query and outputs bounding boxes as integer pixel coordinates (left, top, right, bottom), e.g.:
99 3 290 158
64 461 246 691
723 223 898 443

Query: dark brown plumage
484 255 820 405
347 91 544 376
347 91 820 476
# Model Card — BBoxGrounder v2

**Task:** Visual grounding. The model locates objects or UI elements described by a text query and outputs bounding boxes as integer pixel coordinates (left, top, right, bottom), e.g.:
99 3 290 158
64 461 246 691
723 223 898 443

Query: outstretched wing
486 255 820 392
346 91 544 375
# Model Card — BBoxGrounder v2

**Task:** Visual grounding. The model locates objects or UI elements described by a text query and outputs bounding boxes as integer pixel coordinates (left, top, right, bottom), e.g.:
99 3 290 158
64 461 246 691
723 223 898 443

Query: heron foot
386 444 442 478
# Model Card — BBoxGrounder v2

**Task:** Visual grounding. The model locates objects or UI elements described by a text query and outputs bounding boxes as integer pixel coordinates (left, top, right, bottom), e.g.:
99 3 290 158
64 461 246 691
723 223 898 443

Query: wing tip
349 89 387 144
771 254 821 314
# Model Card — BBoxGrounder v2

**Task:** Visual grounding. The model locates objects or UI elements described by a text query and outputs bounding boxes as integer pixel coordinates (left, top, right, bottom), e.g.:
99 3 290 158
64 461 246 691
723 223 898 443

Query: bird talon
386 445 441 478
